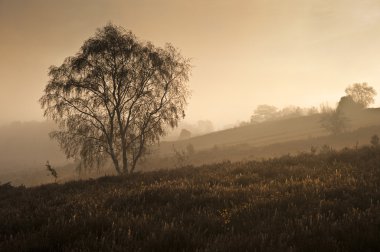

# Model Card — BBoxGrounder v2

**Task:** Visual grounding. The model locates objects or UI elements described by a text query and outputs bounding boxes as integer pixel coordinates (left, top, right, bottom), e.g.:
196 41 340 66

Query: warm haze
1 0 380 128
2 1 380 251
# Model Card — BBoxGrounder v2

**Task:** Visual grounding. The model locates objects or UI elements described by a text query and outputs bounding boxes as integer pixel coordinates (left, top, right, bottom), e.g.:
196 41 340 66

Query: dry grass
1 146 380 251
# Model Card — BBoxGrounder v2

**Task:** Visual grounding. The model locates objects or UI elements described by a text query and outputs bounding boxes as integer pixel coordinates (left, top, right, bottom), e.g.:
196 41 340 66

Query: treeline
320 83 377 135
249 104 320 125
242 83 377 135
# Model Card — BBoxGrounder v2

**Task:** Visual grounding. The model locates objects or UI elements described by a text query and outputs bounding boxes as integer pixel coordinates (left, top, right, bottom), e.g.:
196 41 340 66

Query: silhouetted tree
336 95 362 114
40 24 191 175
345 83 377 108
179 129 192 140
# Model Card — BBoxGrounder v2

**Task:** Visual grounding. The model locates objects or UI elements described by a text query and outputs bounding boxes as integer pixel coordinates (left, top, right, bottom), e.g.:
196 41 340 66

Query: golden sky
1 0 380 128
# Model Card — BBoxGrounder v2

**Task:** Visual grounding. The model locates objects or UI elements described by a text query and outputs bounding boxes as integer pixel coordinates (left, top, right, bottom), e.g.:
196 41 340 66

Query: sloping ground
139 124 380 171
350 108 380 128
158 114 325 155
3 121 380 187
1 110 379 186
156 109 380 156
1 146 380 251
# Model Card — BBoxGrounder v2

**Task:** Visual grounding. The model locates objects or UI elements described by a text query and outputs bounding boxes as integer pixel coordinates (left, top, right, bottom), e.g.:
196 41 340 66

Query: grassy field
1 145 380 251
139 125 380 171
157 109 380 155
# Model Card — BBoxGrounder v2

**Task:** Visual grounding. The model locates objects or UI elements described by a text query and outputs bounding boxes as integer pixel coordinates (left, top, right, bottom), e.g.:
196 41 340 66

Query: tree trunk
112 158 121 175
121 140 128 174
130 161 136 174
110 150 121 175
115 106 129 175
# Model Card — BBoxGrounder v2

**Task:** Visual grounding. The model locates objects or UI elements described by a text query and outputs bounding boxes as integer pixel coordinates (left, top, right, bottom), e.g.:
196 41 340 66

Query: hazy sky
1 0 380 128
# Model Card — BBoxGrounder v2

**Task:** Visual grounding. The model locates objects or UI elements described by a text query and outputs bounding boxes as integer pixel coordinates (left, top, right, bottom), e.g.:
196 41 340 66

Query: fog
2 2 380 249
1 0 380 185
1 0 380 128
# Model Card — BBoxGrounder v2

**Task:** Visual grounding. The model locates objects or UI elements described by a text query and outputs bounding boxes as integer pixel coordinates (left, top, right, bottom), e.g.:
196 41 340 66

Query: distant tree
172 145 189 168
320 109 349 135
40 24 191 175
250 105 278 123
251 104 322 124
179 129 192 140
336 95 363 114
307 106 319 115
186 143 195 155
277 106 304 119
319 102 333 114
345 83 377 108
370 134 379 147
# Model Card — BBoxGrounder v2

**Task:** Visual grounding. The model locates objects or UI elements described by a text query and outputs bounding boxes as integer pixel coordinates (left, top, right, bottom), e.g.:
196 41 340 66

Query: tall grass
1 146 380 251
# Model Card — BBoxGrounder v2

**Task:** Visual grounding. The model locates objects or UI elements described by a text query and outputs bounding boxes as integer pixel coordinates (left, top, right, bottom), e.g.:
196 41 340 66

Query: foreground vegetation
1 146 380 251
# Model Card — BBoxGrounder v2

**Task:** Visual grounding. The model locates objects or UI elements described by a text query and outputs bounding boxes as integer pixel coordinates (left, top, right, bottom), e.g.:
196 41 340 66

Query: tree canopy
250 105 278 124
336 95 363 114
345 83 377 108
40 24 191 175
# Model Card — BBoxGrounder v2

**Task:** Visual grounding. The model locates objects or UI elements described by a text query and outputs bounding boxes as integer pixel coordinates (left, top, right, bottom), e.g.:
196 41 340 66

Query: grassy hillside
1 110 379 186
157 109 380 156
139 125 380 171
1 146 380 251
2 124 380 187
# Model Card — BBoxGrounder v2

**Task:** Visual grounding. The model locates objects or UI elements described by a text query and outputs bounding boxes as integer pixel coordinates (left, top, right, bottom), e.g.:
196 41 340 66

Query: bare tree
345 83 377 108
319 102 333 114
40 24 191 175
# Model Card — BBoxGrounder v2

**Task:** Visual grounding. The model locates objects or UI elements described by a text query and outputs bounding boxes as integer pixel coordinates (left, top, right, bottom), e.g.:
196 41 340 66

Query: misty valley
2 3 380 251
1 106 380 186
1 83 380 251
